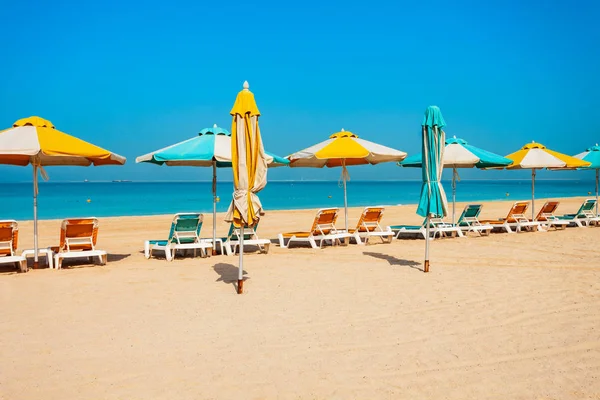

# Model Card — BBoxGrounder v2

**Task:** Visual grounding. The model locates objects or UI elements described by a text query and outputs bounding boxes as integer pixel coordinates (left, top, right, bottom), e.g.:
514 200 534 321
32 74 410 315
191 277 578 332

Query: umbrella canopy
573 144 600 215
0 116 125 166
0 116 126 269
505 141 590 219
401 136 512 223
225 81 268 294
417 106 449 273
136 124 288 253
136 124 288 167
286 129 407 229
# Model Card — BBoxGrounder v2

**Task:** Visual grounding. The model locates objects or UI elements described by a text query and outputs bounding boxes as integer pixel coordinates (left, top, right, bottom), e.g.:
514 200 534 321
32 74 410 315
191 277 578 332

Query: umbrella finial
243 81 249 91
341 128 345 131
213 123 218 128
453 135 456 138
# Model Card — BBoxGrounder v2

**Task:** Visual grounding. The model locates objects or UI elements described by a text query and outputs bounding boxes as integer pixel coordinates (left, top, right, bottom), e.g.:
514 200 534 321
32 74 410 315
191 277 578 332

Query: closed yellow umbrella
0 117 126 269
505 141 590 219
225 82 268 294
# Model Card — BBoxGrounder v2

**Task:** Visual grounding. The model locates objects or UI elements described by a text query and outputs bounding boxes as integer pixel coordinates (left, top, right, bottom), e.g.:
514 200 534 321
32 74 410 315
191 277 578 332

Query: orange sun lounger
348 207 394 244
49 218 107 269
479 201 542 233
278 208 351 249
0 220 27 273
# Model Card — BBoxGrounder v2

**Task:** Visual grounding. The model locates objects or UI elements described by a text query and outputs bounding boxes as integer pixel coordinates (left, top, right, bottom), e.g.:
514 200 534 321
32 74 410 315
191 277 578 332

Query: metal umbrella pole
531 169 536 220
596 168 600 215
238 225 244 294
212 161 218 255
342 159 348 231
424 214 431 273
452 167 457 225
32 164 39 269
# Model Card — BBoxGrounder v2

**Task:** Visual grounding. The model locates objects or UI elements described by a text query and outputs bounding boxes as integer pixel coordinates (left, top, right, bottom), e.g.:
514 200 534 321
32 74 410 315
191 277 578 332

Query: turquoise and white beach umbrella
136 124 289 251
401 136 512 224
416 106 449 273
574 144 600 215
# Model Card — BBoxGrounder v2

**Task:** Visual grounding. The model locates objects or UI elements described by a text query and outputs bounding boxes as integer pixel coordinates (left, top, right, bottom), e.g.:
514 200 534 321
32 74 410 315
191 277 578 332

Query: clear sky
1 0 599 183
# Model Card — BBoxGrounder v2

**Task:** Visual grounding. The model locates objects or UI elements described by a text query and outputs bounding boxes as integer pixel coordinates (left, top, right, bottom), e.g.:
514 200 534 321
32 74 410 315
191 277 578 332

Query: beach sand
1 196 599 399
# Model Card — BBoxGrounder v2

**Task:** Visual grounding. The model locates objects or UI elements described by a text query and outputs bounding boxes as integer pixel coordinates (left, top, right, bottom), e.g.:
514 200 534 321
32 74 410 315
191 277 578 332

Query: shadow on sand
363 251 423 271
213 262 249 293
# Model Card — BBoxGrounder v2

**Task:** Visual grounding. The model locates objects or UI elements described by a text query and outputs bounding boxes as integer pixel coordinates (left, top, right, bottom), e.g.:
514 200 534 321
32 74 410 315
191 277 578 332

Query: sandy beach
1 196 599 399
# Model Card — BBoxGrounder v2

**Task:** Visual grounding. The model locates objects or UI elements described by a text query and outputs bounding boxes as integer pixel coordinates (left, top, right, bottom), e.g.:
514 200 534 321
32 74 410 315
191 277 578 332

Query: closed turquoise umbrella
417 106 449 273
136 124 288 253
401 136 512 224
573 144 600 215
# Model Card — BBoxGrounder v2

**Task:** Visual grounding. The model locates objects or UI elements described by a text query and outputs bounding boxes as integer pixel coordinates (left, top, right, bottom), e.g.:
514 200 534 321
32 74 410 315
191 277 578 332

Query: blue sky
1 0 599 183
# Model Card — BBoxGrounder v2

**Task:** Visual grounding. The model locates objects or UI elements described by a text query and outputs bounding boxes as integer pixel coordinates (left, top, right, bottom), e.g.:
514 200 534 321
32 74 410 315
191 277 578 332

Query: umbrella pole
212 161 217 255
596 168 600 215
33 165 39 269
342 160 348 232
531 169 536 220
424 214 430 273
238 225 244 294
452 167 456 225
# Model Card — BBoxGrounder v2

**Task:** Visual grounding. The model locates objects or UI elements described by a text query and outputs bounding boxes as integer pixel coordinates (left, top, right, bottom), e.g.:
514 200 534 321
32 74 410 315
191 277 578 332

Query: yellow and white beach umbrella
0 116 126 268
225 81 268 294
287 129 407 230
505 141 590 219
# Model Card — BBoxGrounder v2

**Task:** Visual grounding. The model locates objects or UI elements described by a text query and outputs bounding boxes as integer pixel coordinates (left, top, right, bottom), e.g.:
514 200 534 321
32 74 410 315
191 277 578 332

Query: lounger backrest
60 218 98 252
170 213 202 244
0 220 18 256
506 202 530 222
457 205 482 226
311 208 339 235
535 201 559 221
355 207 385 232
580 199 597 217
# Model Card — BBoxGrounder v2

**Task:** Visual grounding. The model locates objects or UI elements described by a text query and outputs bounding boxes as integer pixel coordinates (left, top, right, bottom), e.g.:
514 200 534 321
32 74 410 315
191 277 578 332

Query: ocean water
1 179 597 221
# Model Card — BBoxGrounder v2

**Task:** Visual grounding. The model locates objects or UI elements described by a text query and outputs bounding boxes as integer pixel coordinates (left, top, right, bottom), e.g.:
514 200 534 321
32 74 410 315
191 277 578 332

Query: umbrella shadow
213 262 249 293
363 251 423 271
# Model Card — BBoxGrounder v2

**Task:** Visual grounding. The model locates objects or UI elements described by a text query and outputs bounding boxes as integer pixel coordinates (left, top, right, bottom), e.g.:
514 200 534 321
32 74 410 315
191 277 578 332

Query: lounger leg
144 241 151 259
47 250 54 269
309 237 318 249
263 243 270 254
354 233 363 245
55 254 62 270
277 234 287 248
18 259 28 273
165 246 173 261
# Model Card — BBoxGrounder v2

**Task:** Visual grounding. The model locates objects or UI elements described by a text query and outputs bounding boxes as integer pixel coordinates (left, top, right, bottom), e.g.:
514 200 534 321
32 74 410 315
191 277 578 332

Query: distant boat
112 180 132 183
83 179 89 182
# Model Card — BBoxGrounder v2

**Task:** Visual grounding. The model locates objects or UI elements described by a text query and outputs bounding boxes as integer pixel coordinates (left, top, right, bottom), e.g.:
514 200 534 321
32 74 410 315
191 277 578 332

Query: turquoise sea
1 179 597 221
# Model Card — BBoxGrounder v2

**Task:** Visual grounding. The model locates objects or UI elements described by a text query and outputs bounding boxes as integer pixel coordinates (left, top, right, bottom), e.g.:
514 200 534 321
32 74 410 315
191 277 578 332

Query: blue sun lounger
144 213 212 261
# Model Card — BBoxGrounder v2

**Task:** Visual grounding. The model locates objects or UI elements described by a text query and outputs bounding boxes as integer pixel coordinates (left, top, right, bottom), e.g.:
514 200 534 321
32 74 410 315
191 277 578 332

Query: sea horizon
2 179 597 221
